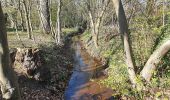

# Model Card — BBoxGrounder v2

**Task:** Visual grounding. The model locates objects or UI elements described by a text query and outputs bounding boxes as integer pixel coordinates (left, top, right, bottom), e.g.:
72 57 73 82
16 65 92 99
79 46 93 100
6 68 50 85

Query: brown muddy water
64 41 113 100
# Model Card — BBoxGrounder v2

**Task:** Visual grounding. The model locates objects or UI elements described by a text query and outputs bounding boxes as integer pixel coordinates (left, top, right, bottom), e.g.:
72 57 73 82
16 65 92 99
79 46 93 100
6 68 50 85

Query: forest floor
16 44 74 100
2 29 76 100
4 29 115 100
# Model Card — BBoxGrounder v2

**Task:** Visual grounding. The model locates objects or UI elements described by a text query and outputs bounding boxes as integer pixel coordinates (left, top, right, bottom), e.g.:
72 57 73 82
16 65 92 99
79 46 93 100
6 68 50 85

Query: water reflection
64 41 113 100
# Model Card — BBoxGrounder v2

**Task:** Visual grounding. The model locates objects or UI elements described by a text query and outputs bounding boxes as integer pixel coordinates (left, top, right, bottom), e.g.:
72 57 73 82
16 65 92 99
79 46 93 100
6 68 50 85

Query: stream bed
64 41 113 100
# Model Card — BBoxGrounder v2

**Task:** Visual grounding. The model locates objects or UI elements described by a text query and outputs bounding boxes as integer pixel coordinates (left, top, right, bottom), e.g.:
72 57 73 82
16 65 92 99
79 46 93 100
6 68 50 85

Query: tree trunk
28 0 33 32
8 14 15 29
37 0 44 32
18 0 25 31
22 0 32 39
0 3 21 100
55 0 62 44
162 0 166 26
88 8 98 48
112 0 137 86
49 0 55 36
19 9 25 31
40 0 51 34
141 40 170 82
87 0 110 48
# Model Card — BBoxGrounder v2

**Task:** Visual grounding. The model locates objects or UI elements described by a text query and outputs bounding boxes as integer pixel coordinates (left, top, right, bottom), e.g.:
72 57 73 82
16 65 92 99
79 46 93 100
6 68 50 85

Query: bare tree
55 0 62 44
28 0 33 32
112 0 137 86
162 0 167 26
18 0 26 31
22 0 32 39
86 0 110 48
0 2 21 100
39 0 51 34
49 0 55 36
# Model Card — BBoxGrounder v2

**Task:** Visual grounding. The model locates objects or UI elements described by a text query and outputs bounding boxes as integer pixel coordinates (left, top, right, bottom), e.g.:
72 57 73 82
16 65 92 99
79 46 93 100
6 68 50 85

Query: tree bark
40 0 51 34
8 13 15 29
55 0 62 44
22 0 32 39
87 8 97 47
18 0 25 32
141 40 170 82
0 3 21 100
112 0 137 86
28 0 33 32
162 0 166 26
49 0 55 36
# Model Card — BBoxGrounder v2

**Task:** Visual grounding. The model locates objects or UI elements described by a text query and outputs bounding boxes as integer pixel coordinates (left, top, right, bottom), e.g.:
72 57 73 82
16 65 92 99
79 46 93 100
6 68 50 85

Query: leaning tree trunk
0 3 21 100
112 0 137 86
39 0 51 34
141 40 170 82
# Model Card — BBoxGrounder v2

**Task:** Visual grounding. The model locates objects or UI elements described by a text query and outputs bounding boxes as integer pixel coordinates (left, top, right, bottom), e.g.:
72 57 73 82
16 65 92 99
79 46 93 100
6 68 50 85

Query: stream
64 41 113 100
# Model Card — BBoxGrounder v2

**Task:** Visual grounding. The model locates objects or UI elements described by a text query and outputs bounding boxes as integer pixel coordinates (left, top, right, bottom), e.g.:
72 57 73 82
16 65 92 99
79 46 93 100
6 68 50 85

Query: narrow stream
64 41 113 100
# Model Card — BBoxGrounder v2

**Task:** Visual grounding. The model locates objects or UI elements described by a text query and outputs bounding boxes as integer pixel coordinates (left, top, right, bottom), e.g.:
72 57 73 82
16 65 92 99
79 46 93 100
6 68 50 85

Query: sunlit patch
0 44 3 55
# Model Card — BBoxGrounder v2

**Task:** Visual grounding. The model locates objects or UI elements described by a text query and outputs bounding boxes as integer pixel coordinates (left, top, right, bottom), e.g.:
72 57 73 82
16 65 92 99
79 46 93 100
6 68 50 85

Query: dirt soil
16 43 74 100
0 42 74 100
